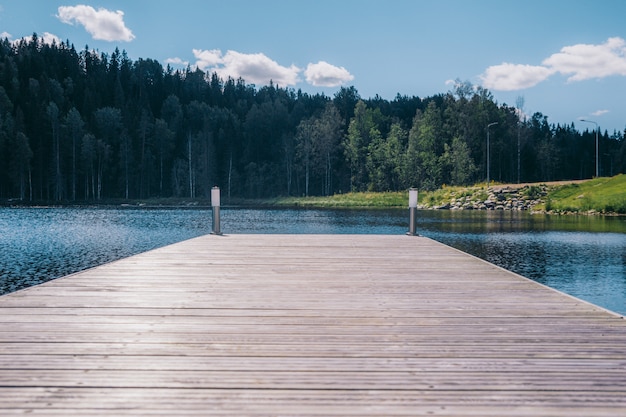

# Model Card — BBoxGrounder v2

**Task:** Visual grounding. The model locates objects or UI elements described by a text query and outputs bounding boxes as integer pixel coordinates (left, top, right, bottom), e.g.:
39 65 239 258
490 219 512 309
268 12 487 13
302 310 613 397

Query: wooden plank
0 234 625 416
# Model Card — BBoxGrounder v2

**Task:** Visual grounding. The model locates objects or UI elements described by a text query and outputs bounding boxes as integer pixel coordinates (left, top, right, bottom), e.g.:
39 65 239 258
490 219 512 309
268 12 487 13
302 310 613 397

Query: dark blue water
1 207 624 315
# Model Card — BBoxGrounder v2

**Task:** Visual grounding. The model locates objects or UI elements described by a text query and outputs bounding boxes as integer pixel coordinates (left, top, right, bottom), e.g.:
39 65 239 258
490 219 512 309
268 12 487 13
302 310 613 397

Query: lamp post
211 186 222 235
486 122 498 188
580 119 599 178
407 188 418 236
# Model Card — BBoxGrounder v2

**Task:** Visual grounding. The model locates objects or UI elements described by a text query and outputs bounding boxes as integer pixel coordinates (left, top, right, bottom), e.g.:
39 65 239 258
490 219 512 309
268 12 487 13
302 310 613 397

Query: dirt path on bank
490 179 592 192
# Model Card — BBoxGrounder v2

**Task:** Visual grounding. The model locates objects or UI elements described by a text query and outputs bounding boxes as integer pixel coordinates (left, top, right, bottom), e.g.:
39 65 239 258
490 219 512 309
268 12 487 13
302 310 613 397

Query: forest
1 34 625 202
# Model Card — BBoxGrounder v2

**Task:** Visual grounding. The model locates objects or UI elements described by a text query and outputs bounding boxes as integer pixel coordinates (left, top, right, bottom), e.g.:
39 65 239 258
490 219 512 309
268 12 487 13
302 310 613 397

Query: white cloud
543 37 626 82
180 49 353 88
8 32 61 46
192 49 223 69
592 109 610 117
481 37 626 91
192 49 300 86
1 32 11 40
220 50 300 86
304 61 354 87
165 57 189 67
41 32 62 45
481 63 554 91
57 5 135 42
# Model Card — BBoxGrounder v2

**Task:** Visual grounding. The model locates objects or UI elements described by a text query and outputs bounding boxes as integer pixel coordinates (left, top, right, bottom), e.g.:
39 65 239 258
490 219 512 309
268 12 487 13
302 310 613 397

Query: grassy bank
263 174 626 214
539 174 626 214
264 192 407 208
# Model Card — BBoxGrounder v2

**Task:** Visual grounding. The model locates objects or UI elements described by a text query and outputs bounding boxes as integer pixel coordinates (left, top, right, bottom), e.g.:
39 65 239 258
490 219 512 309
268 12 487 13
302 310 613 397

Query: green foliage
295 102 343 197
0 34 624 203
410 101 444 190
522 185 543 200
345 100 386 191
442 136 477 186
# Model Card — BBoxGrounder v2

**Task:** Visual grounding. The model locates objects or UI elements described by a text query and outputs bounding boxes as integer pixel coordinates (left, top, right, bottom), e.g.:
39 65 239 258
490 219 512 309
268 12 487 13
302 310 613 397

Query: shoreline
1 176 624 216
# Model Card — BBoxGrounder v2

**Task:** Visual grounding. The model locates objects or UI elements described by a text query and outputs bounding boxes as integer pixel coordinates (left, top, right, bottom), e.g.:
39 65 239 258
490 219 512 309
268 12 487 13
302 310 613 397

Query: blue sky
1 0 625 133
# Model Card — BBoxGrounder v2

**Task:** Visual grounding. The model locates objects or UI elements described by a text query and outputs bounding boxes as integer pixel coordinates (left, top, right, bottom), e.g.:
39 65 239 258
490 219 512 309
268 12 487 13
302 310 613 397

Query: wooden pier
0 234 625 416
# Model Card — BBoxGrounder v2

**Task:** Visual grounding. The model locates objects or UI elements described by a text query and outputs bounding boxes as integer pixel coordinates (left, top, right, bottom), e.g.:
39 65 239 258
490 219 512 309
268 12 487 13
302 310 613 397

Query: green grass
266 191 407 208
419 185 488 207
263 185 491 209
246 175 626 215
541 174 626 214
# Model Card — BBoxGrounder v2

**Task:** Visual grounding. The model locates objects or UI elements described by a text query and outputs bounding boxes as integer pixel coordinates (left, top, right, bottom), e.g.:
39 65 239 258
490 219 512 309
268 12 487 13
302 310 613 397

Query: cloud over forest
166 51 354 89
481 37 626 91
57 5 135 42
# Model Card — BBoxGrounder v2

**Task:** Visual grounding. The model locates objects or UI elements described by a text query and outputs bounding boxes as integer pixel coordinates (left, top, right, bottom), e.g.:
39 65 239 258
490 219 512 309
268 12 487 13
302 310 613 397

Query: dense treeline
1 34 624 202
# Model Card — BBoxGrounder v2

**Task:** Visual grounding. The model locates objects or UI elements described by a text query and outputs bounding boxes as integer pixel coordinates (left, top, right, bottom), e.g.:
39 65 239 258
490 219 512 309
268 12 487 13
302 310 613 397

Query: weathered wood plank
2 355 625 372
0 234 625 416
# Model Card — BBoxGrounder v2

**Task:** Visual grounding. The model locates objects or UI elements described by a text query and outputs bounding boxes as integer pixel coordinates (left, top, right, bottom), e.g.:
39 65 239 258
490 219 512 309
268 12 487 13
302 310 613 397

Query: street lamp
487 122 498 188
580 119 599 178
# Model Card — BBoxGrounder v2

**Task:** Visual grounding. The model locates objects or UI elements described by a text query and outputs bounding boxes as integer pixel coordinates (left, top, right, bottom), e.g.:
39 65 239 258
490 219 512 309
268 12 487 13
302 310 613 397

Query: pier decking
0 234 625 416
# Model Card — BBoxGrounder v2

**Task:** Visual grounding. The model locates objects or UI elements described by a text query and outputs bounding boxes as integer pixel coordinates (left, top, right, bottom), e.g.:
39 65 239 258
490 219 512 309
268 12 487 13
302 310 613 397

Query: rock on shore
422 185 547 212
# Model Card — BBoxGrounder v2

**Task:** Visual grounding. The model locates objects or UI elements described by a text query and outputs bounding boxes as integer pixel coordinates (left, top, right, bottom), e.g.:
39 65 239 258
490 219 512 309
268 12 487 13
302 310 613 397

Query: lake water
0 207 624 315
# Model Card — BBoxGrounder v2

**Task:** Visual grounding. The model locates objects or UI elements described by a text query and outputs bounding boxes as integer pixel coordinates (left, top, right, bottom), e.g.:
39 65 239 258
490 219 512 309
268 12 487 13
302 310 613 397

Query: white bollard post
407 188 418 236
211 186 222 235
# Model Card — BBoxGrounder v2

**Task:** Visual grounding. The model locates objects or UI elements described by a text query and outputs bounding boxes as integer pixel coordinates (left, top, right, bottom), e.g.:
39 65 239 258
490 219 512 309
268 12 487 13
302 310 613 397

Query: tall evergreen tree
46 102 62 200
10 131 32 200
63 107 84 201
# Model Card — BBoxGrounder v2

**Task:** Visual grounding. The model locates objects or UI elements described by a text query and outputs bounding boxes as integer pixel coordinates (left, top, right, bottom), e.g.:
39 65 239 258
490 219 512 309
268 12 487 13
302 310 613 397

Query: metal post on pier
407 188 418 236
211 186 222 235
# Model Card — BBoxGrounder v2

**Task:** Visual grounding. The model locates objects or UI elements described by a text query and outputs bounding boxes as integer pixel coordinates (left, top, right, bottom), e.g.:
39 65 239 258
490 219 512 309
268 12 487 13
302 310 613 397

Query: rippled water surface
1 207 624 315
0 207 211 294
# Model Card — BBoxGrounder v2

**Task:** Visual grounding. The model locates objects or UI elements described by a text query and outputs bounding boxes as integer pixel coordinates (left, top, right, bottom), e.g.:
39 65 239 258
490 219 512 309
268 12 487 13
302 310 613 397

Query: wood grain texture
0 234 624 416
